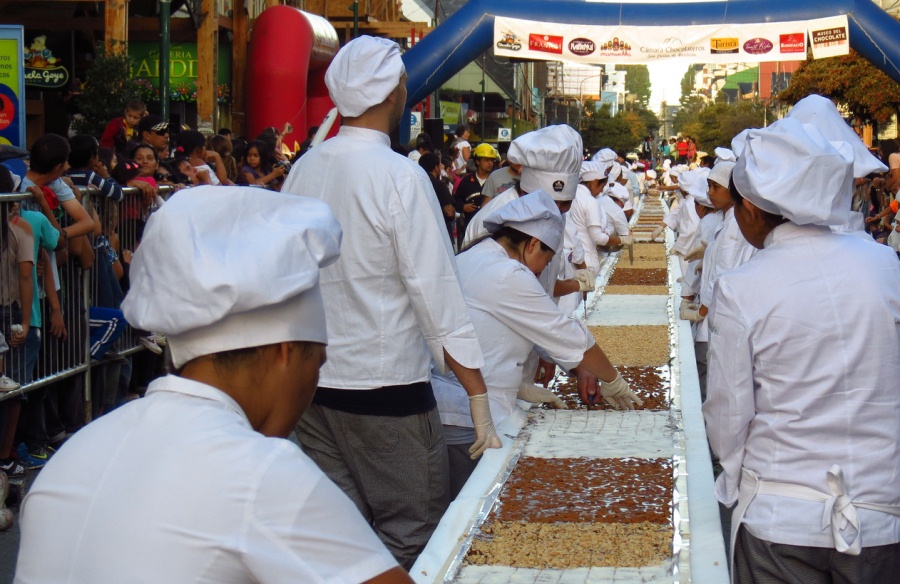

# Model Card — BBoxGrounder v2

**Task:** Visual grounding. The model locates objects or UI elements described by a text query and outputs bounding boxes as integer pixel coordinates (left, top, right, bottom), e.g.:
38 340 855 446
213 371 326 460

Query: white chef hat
786 94 887 177
482 190 564 250
506 137 525 165
645 169 658 180
669 164 689 179
517 125 583 201
731 129 752 158
606 182 631 203
580 160 609 182
708 160 736 189
606 163 623 183
714 147 736 163
324 36 405 118
679 168 712 205
121 187 342 369
591 148 617 163
732 117 854 226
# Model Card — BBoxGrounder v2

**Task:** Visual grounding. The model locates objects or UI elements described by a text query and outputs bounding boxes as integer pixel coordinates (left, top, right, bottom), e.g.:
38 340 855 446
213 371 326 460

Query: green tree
778 50 900 126
74 43 145 137
673 96 771 152
581 101 645 153
615 64 652 107
680 65 696 101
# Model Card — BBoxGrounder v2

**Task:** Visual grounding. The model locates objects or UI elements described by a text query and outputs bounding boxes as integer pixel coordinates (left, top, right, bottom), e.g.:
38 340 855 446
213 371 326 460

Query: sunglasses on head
152 129 168 136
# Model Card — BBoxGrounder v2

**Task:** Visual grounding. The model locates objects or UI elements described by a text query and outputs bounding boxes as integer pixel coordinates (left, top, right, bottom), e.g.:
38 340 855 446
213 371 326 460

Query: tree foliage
581 101 656 153
778 51 900 125
615 64 652 107
673 95 772 152
680 65 696 101
74 43 145 137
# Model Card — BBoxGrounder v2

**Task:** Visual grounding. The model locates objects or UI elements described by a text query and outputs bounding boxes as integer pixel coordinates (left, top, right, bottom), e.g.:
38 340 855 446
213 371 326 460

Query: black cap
138 115 170 134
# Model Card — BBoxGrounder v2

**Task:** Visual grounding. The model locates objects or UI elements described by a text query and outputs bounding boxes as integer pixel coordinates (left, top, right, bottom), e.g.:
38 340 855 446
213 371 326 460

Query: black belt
313 382 436 416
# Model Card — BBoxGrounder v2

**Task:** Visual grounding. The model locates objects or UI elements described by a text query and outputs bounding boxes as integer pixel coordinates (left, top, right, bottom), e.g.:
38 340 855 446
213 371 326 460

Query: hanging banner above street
493 15 849 65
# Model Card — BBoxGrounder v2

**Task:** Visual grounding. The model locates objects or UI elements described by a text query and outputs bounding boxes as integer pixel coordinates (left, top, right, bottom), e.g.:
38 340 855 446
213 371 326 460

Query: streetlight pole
159 0 171 121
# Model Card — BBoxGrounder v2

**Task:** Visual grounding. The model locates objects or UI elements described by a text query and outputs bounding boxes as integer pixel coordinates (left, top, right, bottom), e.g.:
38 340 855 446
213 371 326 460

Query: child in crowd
172 156 200 186
177 130 225 186
207 134 238 184
241 140 285 189
99 100 146 154
66 135 124 203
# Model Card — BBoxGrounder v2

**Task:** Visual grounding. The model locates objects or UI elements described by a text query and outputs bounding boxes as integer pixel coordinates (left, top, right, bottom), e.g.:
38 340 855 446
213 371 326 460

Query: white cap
482 190 564 250
669 164 689 178
606 182 631 203
592 148 617 163
708 160 735 189
517 125 583 201
506 136 525 165
662 159 672 170
733 118 854 226
324 36 405 118
645 169 658 180
714 147 736 163
580 160 608 182
731 129 752 158
786 94 887 177
607 164 623 183
121 187 342 369
679 168 713 206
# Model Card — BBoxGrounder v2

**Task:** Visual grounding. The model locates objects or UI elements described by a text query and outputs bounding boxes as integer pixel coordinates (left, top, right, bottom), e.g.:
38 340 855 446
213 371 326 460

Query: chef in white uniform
570 160 622 277
703 118 900 583
433 191 643 496
670 167 710 306
15 188 412 584
599 178 632 239
281 36 500 568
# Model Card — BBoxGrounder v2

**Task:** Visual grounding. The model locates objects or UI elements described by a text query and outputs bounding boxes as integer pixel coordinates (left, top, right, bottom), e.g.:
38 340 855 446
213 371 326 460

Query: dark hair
125 100 146 113
455 125 468 137
98 147 115 170
68 134 100 169
112 157 141 185
29 134 71 174
729 175 786 228
246 140 273 174
177 130 207 156
471 225 553 254
418 152 441 174
217 127 232 136
699 155 715 168
207 134 232 157
0 163 15 193
255 130 278 164
307 126 319 138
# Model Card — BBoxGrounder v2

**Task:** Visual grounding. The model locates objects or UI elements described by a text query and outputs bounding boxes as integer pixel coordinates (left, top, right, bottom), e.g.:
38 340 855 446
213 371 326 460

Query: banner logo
779 33 805 53
811 26 847 48
743 38 774 55
710 38 739 54
529 33 563 55
568 38 596 56
496 32 522 51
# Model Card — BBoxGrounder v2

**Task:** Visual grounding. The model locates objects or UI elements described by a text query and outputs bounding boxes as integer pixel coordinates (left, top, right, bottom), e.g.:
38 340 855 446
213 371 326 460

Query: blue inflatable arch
400 0 900 142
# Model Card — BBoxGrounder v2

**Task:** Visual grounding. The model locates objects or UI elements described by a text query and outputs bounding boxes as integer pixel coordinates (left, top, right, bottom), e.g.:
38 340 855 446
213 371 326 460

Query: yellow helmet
472 143 500 159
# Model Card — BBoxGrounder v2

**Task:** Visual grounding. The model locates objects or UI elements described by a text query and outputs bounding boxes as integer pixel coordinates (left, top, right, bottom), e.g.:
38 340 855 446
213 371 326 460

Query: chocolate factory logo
529 33 564 55
496 32 522 51
779 33 805 53
711 38 739 54
743 38 773 55
811 26 847 47
568 38 596 56
552 180 565 192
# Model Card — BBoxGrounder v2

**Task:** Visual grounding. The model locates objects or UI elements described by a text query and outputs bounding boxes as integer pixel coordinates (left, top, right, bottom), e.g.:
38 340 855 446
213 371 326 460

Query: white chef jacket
15 375 398 583
668 195 701 256
282 126 483 387
462 187 519 250
703 223 900 548
683 211 724 296
599 194 630 237
433 239 594 428
696 206 756 342
569 185 610 276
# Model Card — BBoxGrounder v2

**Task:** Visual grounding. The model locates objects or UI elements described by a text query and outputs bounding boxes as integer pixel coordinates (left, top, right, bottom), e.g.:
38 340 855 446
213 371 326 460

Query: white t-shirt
15 375 398 584
453 139 471 172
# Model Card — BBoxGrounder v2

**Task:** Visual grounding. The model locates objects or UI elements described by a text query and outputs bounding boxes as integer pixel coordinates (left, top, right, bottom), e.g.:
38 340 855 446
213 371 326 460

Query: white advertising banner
493 15 849 65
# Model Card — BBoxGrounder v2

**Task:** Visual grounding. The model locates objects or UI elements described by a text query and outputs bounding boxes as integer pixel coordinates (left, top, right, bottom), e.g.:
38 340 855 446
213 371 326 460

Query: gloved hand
619 235 635 246
650 225 665 241
468 394 502 459
680 303 704 322
518 383 567 409
573 269 596 292
679 298 694 313
600 373 644 410
685 244 707 262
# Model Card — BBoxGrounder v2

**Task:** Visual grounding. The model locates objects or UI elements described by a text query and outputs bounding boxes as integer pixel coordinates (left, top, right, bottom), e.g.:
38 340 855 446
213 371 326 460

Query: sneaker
0 458 26 478
0 375 19 391
16 443 51 469
139 336 163 355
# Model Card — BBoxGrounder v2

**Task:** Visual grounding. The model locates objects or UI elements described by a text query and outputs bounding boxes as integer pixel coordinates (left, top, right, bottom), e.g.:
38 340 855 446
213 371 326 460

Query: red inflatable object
245 6 339 151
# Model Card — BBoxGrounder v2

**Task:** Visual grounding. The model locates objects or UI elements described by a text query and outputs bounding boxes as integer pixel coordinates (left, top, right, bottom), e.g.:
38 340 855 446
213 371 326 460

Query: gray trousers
295 403 450 570
447 443 478 499
735 526 900 584
695 341 708 401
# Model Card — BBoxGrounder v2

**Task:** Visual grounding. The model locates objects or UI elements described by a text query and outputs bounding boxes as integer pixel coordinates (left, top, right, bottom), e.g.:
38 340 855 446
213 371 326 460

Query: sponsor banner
0 27 25 148
493 15 845 65
809 15 850 60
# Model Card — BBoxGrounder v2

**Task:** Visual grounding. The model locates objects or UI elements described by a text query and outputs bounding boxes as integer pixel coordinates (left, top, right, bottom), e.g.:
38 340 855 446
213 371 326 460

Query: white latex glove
600 373 644 410
619 235 635 246
650 225 665 241
468 394 502 459
679 298 694 313
573 269 596 292
518 382 568 409
685 243 707 262
680 303 704 322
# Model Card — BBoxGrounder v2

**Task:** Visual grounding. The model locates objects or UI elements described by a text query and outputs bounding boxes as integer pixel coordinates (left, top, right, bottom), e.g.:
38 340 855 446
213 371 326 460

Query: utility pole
480 55 486 141
159 0 171 121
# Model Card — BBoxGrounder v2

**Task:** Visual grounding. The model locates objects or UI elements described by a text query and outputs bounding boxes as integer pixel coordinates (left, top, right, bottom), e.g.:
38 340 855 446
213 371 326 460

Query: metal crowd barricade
0 184 177 423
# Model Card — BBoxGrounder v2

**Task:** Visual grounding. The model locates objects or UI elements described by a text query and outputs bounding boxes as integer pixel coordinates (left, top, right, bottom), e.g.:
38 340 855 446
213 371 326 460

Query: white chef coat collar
337 125 391 147
146 374 250 426
763 221 830 249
